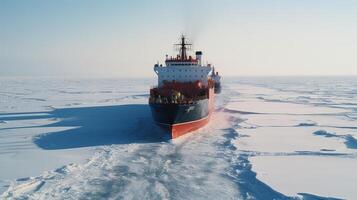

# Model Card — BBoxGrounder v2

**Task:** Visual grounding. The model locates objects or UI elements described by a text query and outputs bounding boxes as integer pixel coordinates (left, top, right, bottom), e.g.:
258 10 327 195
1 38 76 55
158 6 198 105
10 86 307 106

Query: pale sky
1 0 357 77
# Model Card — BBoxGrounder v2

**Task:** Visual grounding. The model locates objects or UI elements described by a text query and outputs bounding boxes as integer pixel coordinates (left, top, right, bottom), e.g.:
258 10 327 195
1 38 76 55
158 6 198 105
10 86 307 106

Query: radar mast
175 35 192 60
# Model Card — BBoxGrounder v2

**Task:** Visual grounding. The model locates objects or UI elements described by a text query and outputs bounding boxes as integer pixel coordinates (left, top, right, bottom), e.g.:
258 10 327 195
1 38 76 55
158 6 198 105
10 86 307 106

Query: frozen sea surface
0 76 356 199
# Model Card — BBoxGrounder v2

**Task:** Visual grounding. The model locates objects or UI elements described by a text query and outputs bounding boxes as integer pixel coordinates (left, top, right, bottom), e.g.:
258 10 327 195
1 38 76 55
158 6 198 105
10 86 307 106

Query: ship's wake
2 112 239 199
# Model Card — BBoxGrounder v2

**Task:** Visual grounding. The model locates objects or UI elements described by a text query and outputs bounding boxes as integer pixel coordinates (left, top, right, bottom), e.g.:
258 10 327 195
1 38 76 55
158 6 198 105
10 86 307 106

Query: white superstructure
154 36 213 87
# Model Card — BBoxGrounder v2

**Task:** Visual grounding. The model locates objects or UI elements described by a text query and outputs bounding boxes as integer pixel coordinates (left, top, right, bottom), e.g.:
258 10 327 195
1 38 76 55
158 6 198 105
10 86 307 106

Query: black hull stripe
150 99 209 125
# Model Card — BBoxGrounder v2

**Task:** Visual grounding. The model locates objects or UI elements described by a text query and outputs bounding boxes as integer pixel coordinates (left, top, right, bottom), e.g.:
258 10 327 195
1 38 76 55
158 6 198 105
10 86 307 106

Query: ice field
0 77 356 199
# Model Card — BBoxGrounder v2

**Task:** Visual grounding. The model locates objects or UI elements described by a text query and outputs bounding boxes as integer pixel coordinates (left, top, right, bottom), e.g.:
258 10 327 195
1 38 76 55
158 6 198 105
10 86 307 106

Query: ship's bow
150 98 211 138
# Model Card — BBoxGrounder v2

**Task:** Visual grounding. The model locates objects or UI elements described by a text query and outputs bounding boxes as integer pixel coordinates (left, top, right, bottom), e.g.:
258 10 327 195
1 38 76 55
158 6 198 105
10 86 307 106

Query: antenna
174 35 192 60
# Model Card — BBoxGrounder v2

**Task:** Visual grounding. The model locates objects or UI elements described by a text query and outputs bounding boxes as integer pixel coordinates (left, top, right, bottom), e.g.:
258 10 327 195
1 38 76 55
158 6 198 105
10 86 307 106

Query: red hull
171 113 211 138
157 112 211 139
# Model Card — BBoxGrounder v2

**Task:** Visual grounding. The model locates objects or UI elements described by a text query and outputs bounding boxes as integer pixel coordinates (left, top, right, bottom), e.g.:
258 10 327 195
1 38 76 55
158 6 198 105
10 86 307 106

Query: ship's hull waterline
150 88 215 138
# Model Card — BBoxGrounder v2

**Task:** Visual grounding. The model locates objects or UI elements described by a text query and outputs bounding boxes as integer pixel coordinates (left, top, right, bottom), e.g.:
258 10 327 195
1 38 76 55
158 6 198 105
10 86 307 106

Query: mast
175 35 192 60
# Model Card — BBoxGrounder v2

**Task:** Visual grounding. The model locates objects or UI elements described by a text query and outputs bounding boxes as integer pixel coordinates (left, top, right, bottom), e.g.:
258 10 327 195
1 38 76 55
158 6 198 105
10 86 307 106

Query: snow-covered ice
250 156 357 200
1 76 356 199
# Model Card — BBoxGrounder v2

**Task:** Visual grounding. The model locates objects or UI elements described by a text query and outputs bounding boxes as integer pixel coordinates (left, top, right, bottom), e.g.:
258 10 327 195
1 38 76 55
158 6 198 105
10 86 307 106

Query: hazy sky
1 0 357 77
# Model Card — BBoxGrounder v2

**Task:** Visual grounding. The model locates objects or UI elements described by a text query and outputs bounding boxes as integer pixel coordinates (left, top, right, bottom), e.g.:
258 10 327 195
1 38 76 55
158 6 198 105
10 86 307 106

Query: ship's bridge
154 63 212 87
165 56 199 66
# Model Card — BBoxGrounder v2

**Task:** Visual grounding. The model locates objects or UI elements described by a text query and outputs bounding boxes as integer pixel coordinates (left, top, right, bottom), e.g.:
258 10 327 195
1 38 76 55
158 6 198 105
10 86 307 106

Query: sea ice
1 77 356 199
